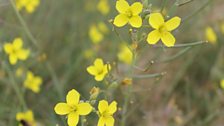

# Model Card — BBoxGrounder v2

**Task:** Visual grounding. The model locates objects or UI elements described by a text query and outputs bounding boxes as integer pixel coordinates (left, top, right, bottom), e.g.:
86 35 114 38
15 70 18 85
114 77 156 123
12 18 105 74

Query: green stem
152 40 208 48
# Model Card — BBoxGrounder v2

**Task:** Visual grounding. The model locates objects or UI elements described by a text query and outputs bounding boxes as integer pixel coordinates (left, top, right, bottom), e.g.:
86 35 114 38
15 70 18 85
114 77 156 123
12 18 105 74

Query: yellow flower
16 0 40 13
205 26 217 44
16 110 36 126
87 58 111 81
97 100 117 126
54 89 92 126
147 13 181 47
89 25 104 44
118 44 133 64
3 38 30 65
24 71 42 93
97 0 110 15
83 49 95 59
220 80 224 90
98 22 109 34
113 0 143 28
16 67 25 77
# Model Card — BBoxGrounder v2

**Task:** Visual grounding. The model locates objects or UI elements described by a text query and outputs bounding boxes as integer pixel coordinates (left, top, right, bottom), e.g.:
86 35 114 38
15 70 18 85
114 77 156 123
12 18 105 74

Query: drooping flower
3 38 30 65
54 89 92 126
87 58 111 81
16 110 36 126
205 26 217 44
147 13 181 47
117 44 133 64
16 0 40 13
97 0 110 15
113 0 143 28
97 100 117 126
24 71 42 93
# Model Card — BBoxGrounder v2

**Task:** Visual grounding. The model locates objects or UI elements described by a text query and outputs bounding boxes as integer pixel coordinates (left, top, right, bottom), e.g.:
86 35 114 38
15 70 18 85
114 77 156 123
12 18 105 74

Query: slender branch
152 40 208 48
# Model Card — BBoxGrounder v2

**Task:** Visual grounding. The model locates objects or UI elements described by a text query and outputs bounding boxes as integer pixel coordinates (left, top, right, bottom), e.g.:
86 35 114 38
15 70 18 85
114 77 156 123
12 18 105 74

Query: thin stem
131 72 166 79
176 0 194 7
152 40 208 48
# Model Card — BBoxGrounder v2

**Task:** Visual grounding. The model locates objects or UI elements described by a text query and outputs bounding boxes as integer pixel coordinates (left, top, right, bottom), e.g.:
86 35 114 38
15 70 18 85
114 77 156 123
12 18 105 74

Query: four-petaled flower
113 0 143 28
16 110 36 126
24 71 43 93
97 100 117 126
4 38 30 65
147 13 181 47
54 89 92 126
87 58 111 81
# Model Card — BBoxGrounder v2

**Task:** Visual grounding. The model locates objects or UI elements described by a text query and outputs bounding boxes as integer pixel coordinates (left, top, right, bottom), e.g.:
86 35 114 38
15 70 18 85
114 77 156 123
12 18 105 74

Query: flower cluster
16 0 40 13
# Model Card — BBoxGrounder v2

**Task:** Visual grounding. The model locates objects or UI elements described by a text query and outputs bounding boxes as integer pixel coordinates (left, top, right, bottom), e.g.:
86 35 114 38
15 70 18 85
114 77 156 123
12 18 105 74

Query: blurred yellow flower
220 80 224 90
113 0 143 28
118 44 133 64
16 0 40 13
4 38 30 65
147 13 181 47
54 89 92 126
205 26 217 44
97 100 117 126
98 22 109 34
16 110 36 126
83 49 95 59
16 67 25 77
97 0 110 15
24 71 42 93
89 25 104 44
87 58 111 81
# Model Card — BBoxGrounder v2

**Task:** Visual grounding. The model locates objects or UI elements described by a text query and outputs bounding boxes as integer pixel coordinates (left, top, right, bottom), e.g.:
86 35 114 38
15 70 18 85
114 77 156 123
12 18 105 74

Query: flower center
158 25 167 33
125 9 133 18
71 106 77 112
101 110 111 117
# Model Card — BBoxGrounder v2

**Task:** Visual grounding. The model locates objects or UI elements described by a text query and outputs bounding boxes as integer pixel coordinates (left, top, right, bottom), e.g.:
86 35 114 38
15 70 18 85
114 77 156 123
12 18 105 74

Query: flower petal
97 117 106 126
95 74 105 81
161 32 175 47
147 30 161 45
129 16 142 28
105 116 115 126
4 43 13 54
13 38 23 50
94 58 104 68
149 13 164 29
66 89 80 106
98 100 108 114
87 66 97 75
54 103 72 115
116 0 129 13
165 17 181 31
108 101 117 114
67 112 79 126
114 14 129 27
130 2 143 15
9 54 18 65
17 49 30 60
77 103 92 115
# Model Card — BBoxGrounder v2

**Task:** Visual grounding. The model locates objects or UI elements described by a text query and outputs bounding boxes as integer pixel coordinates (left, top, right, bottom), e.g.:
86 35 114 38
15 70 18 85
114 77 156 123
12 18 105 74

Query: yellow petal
108 101 117 114
116 0 129 13
13 38 23 50
4 43 13 54
67 112 79 126
105 116 115 126
114 14 129 27
17 49 30 60
9 54 18 65
54 103 72 115
205 26 217 44
149 13 164 29
130 2 143 15
98 100 108 114
147 30 161 45
87 66 97 75
129 16 142 28
165 17 181 31
95 74 105 81
77 103 92 115
220 80 224 89
97 117 106 126
94 58 104 67
66 89 80 106
161 32 175 47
